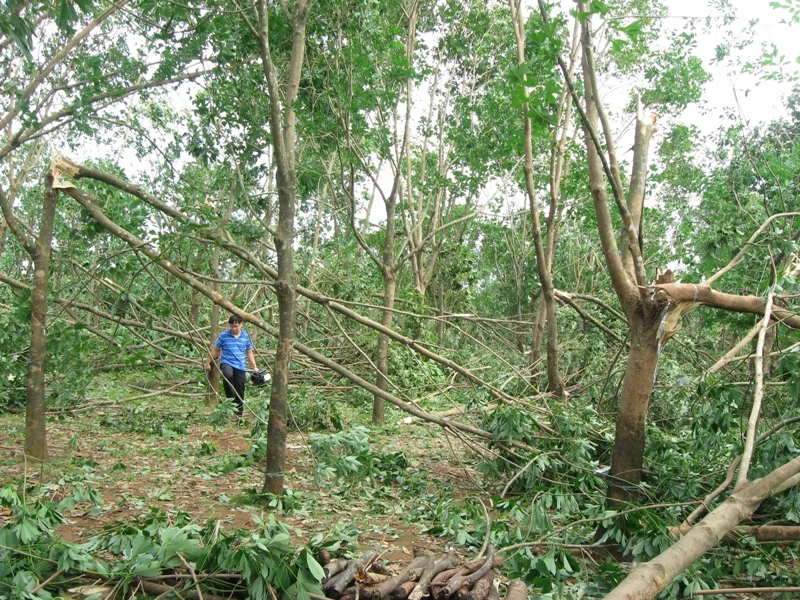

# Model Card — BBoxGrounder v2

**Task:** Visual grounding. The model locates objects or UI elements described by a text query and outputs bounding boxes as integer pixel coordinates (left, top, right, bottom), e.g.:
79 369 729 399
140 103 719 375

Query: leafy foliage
0 483 329 600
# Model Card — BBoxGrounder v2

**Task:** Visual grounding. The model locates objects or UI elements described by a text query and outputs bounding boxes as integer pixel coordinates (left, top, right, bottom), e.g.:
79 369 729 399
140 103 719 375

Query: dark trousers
220 363 246 415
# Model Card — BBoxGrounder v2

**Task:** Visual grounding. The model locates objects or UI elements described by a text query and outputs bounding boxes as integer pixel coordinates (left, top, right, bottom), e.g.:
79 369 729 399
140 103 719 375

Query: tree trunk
607 308 661 504
374 272 397 424
510 0 563 398
205 236 223 404
24 173 58 461
256 0 310 496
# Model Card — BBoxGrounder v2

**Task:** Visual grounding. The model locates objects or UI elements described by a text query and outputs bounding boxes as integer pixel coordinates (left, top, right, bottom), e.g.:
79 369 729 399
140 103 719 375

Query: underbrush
0 483 337 600
3 369 800 599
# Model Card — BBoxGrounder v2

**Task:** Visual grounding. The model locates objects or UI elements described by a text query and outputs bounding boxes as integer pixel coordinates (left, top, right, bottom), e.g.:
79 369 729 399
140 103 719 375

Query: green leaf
305 551 325 582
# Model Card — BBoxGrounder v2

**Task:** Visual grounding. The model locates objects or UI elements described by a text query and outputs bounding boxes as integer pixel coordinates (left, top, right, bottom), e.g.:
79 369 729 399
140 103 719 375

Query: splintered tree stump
504 580 527 600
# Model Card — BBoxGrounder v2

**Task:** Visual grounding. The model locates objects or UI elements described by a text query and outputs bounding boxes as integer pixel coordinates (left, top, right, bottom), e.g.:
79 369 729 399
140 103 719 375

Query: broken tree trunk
605 455 800 600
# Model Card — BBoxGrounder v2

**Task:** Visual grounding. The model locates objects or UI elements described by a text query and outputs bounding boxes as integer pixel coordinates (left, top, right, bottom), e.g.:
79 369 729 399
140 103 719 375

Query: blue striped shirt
215 329 253 371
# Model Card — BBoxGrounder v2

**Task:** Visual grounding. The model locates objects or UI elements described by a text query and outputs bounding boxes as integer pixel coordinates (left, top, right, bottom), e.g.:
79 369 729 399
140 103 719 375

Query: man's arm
247 348 258 372
206 346 221 369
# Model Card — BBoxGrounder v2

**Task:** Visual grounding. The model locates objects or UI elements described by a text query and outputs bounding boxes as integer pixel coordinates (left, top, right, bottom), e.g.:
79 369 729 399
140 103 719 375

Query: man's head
229 315 243 331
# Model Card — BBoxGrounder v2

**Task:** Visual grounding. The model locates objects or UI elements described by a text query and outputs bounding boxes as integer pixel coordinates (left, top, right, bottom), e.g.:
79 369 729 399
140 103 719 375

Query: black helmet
251 369 271 386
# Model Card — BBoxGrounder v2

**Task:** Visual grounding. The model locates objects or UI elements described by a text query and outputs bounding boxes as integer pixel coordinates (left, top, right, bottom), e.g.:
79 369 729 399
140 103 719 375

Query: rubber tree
509 0 573 398
254 0 311 495
542 1 800 504
0 173 57 460
0 0 134 460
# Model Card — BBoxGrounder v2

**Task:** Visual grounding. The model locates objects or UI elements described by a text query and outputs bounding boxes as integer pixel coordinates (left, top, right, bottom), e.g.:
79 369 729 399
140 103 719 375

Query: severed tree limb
655 283 800 329
735 292 775 489
671 524 800 542
605 455 800 600
693 587 800 596
58 158 550 424
60 183 535 448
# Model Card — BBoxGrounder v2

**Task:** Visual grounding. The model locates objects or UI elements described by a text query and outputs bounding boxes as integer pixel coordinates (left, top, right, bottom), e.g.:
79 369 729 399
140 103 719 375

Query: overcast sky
661 0 798 129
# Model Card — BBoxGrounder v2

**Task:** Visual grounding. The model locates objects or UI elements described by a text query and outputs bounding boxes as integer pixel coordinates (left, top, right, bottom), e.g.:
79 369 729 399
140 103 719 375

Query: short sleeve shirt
215 329 253 371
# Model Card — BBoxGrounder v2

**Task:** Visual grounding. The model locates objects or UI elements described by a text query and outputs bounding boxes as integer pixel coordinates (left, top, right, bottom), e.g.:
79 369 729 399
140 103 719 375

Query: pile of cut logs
320 545 527 600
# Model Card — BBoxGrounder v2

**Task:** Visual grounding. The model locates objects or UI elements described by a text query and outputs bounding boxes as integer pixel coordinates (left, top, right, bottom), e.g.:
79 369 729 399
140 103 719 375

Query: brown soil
0 389 486 560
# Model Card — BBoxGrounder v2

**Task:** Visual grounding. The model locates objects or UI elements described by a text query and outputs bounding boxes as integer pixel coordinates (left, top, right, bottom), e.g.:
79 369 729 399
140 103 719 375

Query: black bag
250 369 270 386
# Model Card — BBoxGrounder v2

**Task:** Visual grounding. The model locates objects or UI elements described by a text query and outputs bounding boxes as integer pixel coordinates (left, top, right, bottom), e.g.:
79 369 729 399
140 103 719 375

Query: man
206 315 259 417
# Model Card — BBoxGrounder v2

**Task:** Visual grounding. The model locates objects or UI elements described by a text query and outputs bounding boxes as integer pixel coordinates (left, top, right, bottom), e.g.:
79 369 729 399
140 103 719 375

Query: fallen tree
55 158 552 419
604 455 800 600
56 174 540 450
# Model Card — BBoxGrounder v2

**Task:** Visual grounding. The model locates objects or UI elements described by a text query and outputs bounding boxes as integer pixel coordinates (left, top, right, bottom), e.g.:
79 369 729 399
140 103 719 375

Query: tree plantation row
1 0 799 598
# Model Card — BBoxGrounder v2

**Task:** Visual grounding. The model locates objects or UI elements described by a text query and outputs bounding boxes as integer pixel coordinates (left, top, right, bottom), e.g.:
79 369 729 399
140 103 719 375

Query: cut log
430 556 503 600
325 558 351 580
442 546 497 599
459 570 495 600
370 555 430 600
408 549 460 600
325 552 379 598
372 559 392 576
393 580 418 600
356 571 393 586
504 580 527 600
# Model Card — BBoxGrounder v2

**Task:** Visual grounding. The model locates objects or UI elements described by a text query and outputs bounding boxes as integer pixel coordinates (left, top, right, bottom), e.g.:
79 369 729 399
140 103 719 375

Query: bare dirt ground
0 379 485 564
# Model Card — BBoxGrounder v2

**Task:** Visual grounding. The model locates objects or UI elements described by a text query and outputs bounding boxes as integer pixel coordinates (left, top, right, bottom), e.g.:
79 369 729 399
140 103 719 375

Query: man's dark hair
229 315 243 325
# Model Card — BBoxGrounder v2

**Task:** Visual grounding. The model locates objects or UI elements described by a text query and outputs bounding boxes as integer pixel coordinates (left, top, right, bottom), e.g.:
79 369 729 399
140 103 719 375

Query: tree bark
656 283 800 329
607 313 661 503
22 173 58 461
374 270 396 423
510 0 564 398
255 0 311 495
